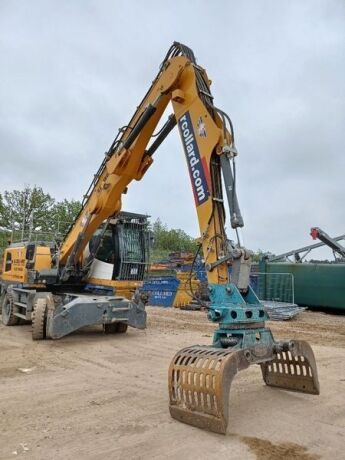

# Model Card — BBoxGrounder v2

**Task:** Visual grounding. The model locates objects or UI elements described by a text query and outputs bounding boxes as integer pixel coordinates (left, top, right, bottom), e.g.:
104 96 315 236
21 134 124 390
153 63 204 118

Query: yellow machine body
0 42 319 433
1 243 145 302
1 244 51 285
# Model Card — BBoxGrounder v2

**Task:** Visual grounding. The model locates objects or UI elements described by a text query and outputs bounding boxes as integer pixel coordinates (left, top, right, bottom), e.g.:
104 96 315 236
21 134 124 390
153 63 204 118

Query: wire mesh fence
250 272 295 304
249 272 307 320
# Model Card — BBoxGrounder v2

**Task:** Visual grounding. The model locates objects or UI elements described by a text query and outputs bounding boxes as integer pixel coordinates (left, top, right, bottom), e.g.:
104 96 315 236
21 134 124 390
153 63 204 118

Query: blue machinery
169 272 320 434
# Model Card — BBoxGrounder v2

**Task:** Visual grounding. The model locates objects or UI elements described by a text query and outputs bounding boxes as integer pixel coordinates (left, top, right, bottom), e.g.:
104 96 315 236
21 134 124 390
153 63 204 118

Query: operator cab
87 211 149 282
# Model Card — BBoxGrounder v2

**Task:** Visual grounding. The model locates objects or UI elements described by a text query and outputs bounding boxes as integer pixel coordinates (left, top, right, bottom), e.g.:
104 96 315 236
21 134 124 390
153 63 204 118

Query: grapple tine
168 345 250 434
261 340 320 394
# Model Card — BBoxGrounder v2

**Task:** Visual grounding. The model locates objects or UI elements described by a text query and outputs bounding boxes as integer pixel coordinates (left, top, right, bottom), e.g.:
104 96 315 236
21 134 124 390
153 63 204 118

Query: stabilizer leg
261 340 320 394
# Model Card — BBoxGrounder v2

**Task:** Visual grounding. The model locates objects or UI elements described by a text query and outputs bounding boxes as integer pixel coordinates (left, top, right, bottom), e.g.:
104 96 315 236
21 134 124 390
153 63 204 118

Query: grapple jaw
261 340 320 395
169 339 319 434
168 283 319 434
169 346 251 433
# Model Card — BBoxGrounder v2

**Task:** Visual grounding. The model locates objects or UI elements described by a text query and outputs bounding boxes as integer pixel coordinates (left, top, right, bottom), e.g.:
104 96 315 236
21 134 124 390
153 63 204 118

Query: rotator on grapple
169 247 319 434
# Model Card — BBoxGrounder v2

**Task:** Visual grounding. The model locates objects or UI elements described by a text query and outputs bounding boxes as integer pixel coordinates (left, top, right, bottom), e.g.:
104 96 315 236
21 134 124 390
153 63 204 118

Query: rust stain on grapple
169 341 320 434
261 340 320 395
168 346 251 434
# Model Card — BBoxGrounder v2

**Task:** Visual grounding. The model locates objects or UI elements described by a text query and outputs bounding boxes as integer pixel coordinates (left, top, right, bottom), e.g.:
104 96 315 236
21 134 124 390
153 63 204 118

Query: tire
32 298 47 340
1 292 19 326
116 322 128 333
0 292 4 315
103 322 128 334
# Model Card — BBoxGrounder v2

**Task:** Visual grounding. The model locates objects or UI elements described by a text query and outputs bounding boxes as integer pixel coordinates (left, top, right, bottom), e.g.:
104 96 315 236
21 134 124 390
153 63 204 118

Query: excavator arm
58 43 319 434
59 44 242 286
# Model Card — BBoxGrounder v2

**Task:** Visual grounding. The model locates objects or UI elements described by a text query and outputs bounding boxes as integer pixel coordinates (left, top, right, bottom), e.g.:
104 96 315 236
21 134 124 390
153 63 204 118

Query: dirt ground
0 307 344 460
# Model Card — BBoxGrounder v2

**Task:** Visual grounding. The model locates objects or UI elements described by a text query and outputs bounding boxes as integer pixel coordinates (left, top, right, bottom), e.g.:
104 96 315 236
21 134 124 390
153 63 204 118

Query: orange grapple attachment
168 340 319 434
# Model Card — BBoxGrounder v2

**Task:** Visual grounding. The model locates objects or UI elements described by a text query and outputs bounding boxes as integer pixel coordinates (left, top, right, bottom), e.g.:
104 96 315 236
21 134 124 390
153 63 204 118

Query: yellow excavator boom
59 46 235 289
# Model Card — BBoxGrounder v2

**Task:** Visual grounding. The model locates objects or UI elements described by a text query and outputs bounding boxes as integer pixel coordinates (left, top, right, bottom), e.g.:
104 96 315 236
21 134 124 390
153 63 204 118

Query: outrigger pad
260 340 320 395
168 346 250 434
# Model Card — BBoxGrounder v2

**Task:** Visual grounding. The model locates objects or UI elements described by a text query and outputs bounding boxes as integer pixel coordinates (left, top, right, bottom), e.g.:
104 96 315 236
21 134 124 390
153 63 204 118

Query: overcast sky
1 0 344 257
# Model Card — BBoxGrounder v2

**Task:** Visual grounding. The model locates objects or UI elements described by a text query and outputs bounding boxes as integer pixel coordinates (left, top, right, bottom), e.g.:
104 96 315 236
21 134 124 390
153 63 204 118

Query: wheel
103 322 128 334
1 292 19 326
0 292 4 314
32 298 47 340
116 322 128 333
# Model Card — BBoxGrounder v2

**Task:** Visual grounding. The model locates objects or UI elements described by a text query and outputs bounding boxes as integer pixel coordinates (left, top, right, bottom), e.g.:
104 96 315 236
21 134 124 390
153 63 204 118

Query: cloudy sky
1 0 344 257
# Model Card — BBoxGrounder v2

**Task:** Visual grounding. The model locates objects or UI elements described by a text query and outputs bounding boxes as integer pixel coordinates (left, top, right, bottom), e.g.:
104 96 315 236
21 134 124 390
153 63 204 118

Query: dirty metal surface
168 346 250 434
261 340 320 394
169 340 320 434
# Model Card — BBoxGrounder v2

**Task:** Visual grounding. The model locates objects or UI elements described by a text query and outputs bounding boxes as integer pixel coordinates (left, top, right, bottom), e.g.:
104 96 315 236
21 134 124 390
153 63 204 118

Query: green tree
0 185 54 232
0 193 4 217
50 199 81 236
0 186 82 244
252 249 275 262
151 218 197 253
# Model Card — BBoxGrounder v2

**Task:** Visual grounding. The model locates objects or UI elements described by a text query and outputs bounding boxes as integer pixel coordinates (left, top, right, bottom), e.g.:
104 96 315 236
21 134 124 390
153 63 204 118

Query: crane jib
178 112 210 206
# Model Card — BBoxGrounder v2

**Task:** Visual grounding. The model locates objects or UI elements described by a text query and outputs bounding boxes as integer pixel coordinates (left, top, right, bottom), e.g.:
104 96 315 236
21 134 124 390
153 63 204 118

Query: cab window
5 252 12 272
26 244 35 261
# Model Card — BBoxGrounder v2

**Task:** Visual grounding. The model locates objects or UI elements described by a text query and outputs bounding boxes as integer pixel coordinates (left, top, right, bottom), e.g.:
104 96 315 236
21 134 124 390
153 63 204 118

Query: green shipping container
259 261 345 311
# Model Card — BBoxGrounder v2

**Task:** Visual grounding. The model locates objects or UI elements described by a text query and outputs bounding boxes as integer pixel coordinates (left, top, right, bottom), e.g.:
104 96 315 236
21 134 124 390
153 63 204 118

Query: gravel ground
0 307 344 459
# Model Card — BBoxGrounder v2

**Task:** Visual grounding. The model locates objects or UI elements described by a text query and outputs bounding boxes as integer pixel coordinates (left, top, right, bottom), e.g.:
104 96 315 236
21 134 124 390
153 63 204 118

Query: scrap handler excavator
0 42 319 433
